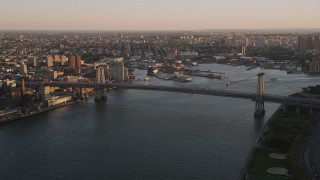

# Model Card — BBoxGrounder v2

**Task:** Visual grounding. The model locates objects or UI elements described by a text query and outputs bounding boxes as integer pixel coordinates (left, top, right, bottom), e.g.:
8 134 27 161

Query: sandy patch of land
267 167 290 176
269 153 289 160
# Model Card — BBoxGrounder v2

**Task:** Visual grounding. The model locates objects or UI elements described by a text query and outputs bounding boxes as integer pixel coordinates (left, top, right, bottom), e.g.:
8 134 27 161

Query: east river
1 64 320 180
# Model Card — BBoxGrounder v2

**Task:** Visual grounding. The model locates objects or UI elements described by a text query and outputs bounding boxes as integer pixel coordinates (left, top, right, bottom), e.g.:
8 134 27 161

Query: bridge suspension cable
222 75 258 93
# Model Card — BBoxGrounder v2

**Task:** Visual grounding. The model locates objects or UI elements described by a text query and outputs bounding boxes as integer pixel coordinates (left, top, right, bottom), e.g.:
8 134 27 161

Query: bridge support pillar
94 88 107 101
254 73 265 117
254 98 265 116
80 88 88 99
76 88 80 97
94 66 107 102
296 105 300 114
282 104 287 113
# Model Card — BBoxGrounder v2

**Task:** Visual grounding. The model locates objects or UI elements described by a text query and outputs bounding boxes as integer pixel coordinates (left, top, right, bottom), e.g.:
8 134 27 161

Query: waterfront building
239 56 254 64
178 51 198 59
213 56 226 61
111 58 125 82
47 96 73 107
0 80 21 109
124 68 129 81
308 56 320 73
40 86 50 103
46 55 54 67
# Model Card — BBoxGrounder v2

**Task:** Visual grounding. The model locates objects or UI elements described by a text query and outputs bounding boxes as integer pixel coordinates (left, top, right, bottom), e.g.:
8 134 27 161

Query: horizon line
1 28 320 32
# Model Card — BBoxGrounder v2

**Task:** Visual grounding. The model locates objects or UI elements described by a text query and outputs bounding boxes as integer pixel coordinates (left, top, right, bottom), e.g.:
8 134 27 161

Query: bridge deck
25 81 320 107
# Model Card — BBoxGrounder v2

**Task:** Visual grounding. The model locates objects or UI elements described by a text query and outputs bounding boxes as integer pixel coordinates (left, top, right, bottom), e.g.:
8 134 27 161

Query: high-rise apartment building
95 66 106 84
61 55 68 65
69 55 81 70
46 55 54 67
28 56 39 67
76 55 82 68
69 56 76 69
54 55 61 63
112 58 124 82
298 35 320 52
111 58 129 82
40 86 50 103
124 68 129 81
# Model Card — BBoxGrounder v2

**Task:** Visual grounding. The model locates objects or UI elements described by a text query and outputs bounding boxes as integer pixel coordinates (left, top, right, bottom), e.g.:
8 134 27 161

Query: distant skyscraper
46 55 54 67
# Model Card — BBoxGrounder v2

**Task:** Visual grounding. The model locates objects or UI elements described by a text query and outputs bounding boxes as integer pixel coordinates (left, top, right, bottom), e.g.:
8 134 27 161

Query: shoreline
0 101 78 125
239 104 315 179
238 105 283 179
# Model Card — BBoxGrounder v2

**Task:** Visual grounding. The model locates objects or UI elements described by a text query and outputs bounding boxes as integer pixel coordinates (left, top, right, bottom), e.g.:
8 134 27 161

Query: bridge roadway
28 81 320 107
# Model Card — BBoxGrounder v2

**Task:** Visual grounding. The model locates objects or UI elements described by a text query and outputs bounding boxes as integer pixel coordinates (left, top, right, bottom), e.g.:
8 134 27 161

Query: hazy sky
1 0 319 30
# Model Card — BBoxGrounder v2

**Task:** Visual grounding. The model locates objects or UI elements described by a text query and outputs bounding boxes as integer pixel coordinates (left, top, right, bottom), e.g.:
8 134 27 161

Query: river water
1 64 319 180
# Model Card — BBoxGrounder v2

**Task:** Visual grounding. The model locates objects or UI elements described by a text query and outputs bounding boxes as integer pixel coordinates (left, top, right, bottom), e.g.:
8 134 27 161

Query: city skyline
1 0 320 30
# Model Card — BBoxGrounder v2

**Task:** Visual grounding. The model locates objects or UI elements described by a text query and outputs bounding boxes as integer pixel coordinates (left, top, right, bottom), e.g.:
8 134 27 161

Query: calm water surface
0 64 319 180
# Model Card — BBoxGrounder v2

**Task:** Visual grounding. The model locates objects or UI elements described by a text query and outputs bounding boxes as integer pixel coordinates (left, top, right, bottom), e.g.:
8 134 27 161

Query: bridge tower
254 73 265 116
94 66 107 101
